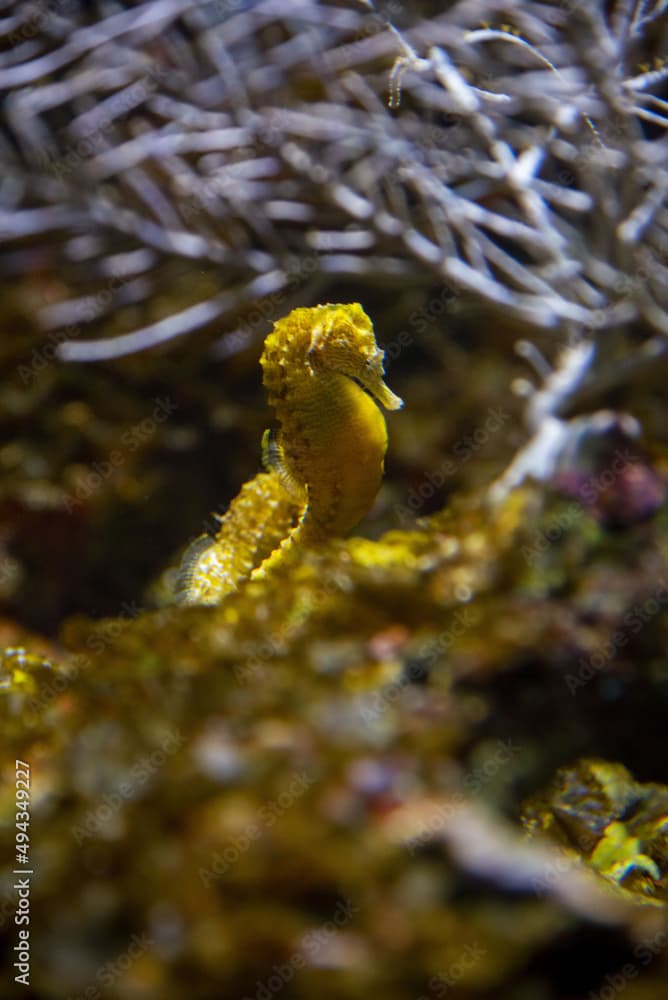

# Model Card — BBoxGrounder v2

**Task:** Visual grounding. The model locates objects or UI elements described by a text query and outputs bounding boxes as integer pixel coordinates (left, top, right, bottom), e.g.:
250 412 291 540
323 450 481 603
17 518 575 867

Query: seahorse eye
366 350 386 373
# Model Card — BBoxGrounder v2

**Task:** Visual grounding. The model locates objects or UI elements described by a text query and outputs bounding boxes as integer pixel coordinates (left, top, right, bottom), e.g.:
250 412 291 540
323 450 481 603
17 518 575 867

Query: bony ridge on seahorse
178 303 403 605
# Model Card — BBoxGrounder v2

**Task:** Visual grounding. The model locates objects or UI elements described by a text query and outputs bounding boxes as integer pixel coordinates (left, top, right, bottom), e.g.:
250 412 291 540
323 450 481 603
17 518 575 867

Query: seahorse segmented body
179 303 402 605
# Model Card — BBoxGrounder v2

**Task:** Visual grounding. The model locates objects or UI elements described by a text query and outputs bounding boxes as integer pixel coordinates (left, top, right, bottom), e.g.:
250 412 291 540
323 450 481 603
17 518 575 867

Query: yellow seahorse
178 303 403 605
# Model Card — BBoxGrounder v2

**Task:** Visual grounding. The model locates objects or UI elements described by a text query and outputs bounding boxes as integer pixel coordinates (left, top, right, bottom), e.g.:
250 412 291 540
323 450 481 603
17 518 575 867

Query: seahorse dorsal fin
261 427 305 501
175 533 217 603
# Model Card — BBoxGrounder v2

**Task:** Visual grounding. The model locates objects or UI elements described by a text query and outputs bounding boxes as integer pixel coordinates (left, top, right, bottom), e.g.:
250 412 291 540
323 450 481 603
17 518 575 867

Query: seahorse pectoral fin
261 428 274 471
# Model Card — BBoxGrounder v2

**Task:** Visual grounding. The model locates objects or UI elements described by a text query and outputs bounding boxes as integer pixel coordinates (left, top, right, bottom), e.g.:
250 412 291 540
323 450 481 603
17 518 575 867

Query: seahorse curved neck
268 366 390 538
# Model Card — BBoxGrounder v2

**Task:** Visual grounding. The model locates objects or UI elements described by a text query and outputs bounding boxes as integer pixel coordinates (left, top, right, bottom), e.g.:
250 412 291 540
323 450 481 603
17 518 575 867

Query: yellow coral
179 304 402 605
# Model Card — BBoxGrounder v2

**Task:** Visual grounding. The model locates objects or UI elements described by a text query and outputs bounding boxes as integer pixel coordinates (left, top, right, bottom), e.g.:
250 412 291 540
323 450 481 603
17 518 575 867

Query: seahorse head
305 303 403 411
263 303 403 412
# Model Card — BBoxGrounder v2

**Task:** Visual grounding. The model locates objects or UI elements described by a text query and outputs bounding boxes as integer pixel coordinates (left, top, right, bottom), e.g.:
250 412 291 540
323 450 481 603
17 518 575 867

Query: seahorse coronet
178 303 403 605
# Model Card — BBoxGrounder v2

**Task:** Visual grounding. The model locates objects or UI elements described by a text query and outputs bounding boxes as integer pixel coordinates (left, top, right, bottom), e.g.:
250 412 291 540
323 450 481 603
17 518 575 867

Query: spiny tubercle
179 303 402 605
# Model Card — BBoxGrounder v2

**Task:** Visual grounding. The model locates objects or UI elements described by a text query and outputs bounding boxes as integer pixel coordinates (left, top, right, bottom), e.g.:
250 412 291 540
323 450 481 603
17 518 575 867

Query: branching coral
0 0 665 352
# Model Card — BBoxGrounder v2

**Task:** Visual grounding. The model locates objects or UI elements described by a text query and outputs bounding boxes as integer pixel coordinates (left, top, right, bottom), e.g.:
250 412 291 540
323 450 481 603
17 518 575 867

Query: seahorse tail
178 471 305 605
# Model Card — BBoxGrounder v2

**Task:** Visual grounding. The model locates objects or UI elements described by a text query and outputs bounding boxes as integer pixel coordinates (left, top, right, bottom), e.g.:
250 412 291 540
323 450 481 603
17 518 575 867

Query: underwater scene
2 1 668 998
